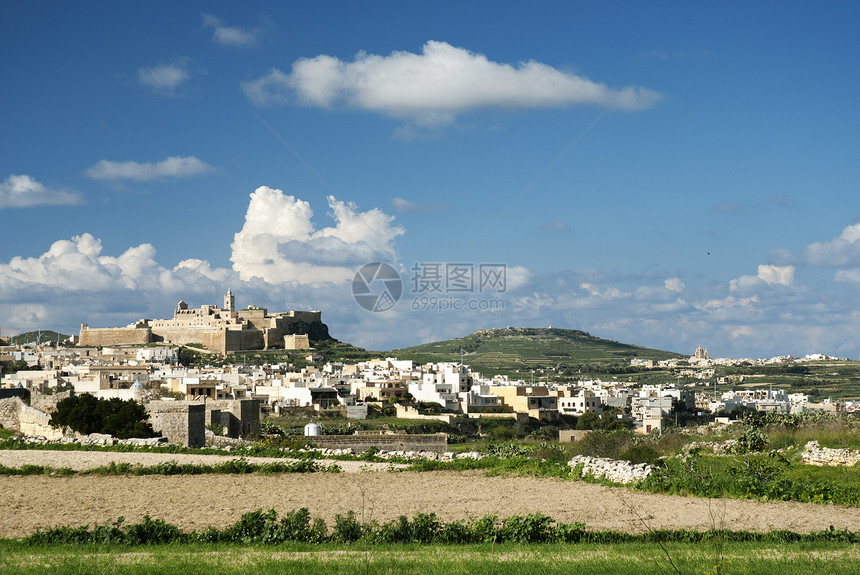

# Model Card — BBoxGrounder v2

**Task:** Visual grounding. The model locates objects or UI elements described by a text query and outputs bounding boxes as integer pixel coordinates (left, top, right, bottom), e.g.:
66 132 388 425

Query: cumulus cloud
138 59 190 94
756 264 795 287
241 41 662 125
86 156 215 181
0 174 82 208
0 234 163 291
392 197 446 214
730 265 795 291
664 277 685 292
230 186 405 284
803 221 860 267
201 14 257 47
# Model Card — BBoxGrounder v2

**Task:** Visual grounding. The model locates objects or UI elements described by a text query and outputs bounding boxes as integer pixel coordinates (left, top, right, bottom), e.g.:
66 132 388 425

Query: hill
5 330 71 345
388 327 683 376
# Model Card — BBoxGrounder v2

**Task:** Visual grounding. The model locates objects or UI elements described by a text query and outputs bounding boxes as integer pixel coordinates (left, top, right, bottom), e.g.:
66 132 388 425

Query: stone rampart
150 327 226 353
79 327 152 347
223 329 265 353
307 433 448 454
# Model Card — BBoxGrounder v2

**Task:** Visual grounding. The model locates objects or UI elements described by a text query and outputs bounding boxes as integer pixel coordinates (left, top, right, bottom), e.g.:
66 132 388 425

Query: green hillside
6 330 70 345
389 327 683 376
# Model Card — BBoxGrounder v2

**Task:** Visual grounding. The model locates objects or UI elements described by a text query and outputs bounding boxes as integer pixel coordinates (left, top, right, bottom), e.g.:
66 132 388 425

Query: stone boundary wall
568 455 654 484
395 405 454 423
0 397 64 439
308 433 448 454
801 440 860 466
30 390 73 413
79 327 152 347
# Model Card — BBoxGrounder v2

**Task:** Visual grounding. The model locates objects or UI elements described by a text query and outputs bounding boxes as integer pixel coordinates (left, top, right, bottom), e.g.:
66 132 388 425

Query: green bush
19 508 860 547
49 394 157 439
570 430 632 459
620 444 660 466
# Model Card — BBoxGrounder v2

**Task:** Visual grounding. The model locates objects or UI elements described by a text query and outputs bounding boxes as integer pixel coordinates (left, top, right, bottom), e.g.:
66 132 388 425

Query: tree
50 395 157 439
576 411 601 430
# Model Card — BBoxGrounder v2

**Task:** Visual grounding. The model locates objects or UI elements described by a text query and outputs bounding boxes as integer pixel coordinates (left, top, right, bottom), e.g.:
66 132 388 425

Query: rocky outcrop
801 440 860 466
568 455 653 484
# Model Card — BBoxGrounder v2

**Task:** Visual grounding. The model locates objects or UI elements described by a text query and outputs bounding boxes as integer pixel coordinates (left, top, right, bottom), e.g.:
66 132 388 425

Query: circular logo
352 262 402 312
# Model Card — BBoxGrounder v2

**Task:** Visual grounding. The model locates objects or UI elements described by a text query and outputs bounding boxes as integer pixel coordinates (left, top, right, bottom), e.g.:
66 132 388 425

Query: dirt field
2 449 858 538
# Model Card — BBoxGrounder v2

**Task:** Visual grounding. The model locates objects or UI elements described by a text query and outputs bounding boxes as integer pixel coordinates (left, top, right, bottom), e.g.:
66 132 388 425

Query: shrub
570 430 632 459
50 395 157 439
331 511 364 543
620 444 660 466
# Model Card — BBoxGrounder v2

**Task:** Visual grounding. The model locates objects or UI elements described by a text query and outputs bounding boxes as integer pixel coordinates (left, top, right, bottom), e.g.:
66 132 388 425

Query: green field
2 541 857 575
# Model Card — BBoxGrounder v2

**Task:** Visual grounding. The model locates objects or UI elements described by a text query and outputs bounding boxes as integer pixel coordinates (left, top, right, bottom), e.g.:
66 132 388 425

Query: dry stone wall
568 455 654 484
308 433 448 454
801 440 860 466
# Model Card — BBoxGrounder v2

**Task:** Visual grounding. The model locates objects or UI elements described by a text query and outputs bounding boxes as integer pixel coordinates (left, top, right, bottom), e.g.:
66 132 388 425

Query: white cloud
804 221 860 266
392 197 446 213
664 277 685 292
729 264 794 292
579 282 630 300
241 41 662 125
0 234 163 291
756 264 794 287
0 174 82 208
201 14 257 47
230 186 405 284
86 156 215 181
834 268 860 284
138 59 190 94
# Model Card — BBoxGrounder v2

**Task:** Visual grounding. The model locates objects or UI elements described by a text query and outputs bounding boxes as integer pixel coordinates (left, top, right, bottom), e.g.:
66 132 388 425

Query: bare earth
1 449 857 538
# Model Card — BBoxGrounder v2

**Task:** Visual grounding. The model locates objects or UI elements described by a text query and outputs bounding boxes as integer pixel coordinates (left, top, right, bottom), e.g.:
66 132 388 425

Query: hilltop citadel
78 289 325 354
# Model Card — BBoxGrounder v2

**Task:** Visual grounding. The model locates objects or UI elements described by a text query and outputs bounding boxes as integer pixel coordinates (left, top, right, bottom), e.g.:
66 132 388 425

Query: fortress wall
285 311 322 323
224 329 265 353
79 327 152 347
149 328 227 354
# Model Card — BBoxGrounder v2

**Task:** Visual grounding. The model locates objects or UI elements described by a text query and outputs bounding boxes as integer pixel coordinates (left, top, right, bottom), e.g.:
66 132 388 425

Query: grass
0 458 334 477
1 541 857 575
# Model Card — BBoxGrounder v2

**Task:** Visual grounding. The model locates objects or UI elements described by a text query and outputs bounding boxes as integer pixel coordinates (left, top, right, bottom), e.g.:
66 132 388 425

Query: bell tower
224 288 235 313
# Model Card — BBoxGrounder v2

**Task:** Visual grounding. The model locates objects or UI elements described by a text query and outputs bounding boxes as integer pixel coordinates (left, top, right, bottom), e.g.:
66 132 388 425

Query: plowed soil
2 449 857 538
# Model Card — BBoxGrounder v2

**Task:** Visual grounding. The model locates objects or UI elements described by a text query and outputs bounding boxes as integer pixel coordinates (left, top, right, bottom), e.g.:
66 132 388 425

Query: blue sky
2 1 859 358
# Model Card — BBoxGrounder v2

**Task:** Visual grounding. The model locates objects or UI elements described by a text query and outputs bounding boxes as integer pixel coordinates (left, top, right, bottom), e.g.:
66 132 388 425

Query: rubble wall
307 433 448 454
146 401 205 448
0 397 64 439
